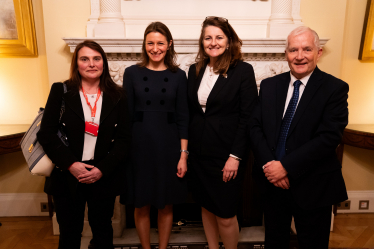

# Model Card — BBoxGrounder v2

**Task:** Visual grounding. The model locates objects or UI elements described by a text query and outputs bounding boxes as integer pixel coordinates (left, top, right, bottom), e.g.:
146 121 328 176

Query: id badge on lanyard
82 88 101 137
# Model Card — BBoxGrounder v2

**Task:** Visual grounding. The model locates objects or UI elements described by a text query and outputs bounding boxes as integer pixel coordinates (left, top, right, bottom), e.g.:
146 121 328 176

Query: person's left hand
78 167 103 184
273 176 290 189
263 160 287 183
222 157 239 182
177 158 187 178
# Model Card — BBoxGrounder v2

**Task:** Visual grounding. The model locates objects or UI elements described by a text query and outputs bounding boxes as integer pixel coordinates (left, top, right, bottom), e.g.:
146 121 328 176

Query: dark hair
195 17 243 77
65 40 122 99
137 22 179 72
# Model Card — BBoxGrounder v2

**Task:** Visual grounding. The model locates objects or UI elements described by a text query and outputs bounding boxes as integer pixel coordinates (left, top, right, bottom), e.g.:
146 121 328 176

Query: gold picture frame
359 0 374 60
0 0 37 57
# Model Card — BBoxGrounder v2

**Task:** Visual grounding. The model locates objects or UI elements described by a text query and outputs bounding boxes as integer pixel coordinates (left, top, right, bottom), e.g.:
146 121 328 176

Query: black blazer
37 83 131 196
187 61 258 159
250 67 349 209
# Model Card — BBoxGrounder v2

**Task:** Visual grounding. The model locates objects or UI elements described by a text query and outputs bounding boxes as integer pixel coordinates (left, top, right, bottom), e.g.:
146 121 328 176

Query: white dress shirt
283 71 313 117
198 66 219 112
79 91 103 161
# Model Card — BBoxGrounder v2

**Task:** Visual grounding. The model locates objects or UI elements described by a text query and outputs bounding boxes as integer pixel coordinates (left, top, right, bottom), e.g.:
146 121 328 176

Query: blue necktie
275 80 302 161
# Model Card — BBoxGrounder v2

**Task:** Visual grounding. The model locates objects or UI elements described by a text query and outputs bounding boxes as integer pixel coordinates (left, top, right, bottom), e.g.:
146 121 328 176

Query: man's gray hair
285 26 320 50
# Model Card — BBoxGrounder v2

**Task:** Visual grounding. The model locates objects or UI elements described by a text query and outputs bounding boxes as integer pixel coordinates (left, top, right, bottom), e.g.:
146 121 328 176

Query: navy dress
123 65 189 209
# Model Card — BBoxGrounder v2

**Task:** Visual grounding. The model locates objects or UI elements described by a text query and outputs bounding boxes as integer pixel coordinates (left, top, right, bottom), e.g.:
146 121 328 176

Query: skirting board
337 190 374 213
0 193 49 217
1 191 372 217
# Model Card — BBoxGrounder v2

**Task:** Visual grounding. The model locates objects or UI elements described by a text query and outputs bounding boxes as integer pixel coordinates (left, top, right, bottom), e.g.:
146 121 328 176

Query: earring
226 47 229 50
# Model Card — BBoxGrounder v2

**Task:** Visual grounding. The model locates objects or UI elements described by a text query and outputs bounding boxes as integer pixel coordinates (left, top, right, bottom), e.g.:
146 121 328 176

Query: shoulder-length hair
65 40 122 99
195 17 243 77
137 22 179 72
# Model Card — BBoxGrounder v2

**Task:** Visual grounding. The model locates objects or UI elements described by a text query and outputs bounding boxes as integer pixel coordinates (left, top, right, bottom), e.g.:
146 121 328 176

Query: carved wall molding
64 38 329 54
107 53 289 90
106 52 286 62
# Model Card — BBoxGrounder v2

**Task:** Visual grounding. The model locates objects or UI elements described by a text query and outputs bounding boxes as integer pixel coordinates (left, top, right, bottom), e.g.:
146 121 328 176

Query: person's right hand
68 162 94 180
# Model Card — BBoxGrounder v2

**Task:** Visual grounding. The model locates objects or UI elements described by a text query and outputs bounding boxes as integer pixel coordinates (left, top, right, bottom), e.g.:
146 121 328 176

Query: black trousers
53 183 116 249
264 184 332 249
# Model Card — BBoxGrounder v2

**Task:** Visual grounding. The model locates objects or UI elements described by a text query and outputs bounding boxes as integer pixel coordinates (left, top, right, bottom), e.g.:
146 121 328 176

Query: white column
87 0 100 37
267 0 301 38
269 0 293 24
94 0 126 38
292 0 303 24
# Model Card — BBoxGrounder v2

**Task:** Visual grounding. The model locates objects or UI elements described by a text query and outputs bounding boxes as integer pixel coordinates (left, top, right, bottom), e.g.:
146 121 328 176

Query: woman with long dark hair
187 17 258 249
38 40 131 249
123 22 189 249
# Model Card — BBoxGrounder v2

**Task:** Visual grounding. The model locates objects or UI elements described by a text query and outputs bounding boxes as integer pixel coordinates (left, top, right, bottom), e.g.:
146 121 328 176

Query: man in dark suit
250 26 349 249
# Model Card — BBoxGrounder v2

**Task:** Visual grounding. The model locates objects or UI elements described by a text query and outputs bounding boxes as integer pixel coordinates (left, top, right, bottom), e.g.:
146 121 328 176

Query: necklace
208 66 214 78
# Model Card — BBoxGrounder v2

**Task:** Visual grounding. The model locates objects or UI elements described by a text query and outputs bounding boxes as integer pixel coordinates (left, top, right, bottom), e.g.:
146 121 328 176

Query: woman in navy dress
123 22 189 249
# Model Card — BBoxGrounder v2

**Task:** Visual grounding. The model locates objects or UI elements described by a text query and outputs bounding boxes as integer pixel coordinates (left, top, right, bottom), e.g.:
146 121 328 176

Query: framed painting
359 0 374 60
0 0 37 57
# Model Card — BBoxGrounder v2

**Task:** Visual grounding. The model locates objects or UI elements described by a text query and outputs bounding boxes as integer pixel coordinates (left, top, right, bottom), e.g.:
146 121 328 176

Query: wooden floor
329 214 374 248
0 217 59 249
0 214 373 249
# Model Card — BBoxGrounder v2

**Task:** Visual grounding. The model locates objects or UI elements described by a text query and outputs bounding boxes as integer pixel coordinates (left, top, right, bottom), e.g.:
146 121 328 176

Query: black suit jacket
187 61 258 159
37 83 131 196
250 67 349 210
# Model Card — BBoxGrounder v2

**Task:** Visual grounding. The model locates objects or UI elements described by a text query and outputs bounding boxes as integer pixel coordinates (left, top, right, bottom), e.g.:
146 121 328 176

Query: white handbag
19 83 68 176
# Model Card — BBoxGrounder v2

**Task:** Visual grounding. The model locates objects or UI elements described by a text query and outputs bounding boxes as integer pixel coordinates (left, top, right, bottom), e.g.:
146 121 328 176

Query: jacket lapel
193 64 207 114
206 73 229 110
287 67 324 138
63 88 85 122
275 72 291 141
100 92 119 124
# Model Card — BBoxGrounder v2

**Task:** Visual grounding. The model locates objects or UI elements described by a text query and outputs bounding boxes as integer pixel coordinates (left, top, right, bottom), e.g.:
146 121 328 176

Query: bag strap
59 83 67 123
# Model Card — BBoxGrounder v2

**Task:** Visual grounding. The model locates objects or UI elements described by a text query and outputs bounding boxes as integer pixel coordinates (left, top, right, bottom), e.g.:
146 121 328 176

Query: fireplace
58 0 329 237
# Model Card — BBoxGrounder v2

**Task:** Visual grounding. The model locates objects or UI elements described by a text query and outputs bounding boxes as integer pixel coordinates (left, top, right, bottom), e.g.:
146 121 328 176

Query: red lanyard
82 88 101 122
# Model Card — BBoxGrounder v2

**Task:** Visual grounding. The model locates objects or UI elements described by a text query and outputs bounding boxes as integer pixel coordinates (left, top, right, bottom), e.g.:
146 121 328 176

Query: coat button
162 88 166 93
114 124 117 127
164 77 168 82
62 123 66 126
145 87 149 92
111 139 114 142
146 100 151 105
143 77 148 81
160 100 165 105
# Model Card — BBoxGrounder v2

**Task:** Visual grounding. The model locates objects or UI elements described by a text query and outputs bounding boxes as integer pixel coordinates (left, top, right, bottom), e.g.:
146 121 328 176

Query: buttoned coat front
123 65 189 208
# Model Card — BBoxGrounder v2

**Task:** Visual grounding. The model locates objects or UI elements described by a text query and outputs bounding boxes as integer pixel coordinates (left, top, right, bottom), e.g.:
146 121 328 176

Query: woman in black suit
187 17 258 249
37 40 131 249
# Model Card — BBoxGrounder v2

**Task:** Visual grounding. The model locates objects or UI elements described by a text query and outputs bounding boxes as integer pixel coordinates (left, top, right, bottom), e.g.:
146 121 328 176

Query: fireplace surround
54 0 329 237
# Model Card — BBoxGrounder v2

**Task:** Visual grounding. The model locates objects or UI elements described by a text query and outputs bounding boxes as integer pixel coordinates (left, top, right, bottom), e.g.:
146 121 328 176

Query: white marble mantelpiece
63 38 328 54
59 0 330 238
64 0 332 89
63 37 329 88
